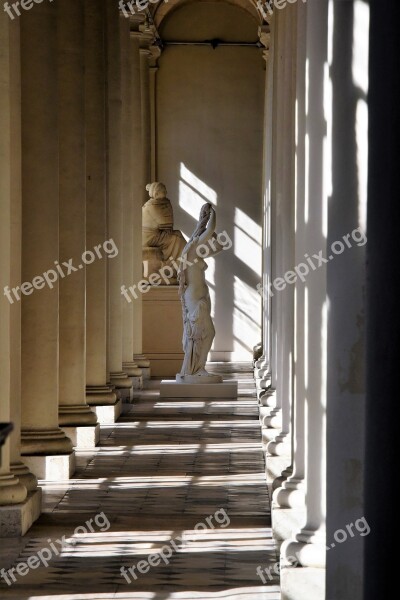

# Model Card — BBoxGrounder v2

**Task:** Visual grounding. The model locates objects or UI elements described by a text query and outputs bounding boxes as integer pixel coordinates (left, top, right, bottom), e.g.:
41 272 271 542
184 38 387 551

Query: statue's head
199 203 212 221
190 203 212 240
146 182 167 200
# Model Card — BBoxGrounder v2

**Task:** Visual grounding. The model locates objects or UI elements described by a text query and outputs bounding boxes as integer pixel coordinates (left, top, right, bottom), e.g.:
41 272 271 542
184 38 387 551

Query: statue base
176 373 223 384
143 286 184 376
159 379 238 399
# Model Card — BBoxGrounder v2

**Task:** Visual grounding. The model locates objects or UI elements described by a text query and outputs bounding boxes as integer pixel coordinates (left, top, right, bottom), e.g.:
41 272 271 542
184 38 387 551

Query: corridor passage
0 365 280 599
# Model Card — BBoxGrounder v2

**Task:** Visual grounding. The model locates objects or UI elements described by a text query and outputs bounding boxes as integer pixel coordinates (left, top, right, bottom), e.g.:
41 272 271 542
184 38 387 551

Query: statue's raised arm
177 203 223 384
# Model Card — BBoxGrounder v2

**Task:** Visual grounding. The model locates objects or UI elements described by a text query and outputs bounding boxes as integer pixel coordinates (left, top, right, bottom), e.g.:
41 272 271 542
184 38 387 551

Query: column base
254 355 268 371
131 375 143 390
110 371 133 389
116 386 141 402
282 530 326 568
262 426 279 446
255 361 271 379
0 489 42 537
21 428 73 455
59 404 98 426
22 452 75 481
122 361 143 377
280 566 325 600
257 374 272 391
61 424 100 448
272 467 291 492
93 399 122 424
259 405 274 426
140 367 151 380
0 473 27 506
266 455 291 486
86 385 117 406
264 408 282 429
10 462 38 492
267 434 291 457
273 479 306 508
133 355 151 379
259 387 276 406
254 356 266 369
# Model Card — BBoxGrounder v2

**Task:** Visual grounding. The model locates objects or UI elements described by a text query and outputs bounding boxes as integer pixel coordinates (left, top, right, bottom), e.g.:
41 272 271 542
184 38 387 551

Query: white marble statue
177 203 224 384
142 182 187 283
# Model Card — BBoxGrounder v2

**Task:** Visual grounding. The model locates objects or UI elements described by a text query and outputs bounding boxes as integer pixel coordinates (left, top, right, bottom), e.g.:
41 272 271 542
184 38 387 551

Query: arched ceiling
149 0 266 28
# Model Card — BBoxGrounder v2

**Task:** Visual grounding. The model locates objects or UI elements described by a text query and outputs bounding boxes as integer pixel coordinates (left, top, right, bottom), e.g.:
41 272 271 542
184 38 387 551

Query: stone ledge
0 489 42 538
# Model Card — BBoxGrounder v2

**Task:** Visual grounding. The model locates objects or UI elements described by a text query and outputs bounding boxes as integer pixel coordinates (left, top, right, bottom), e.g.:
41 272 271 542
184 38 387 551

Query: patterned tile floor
0 364 280 599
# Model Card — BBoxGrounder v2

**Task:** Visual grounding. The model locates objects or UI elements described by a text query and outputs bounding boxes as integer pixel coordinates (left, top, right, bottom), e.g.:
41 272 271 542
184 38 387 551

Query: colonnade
0 0 152 534
0 2 372 599
255 1 368 599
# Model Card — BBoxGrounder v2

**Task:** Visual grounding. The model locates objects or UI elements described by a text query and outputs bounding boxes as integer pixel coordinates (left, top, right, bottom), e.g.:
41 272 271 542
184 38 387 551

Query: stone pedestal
281 567 325 600
0 489 42 538
23 454 75 481
61 424 100 449
93 400 122 425
143 286 184 376
160 380 238 399
272 505 306 546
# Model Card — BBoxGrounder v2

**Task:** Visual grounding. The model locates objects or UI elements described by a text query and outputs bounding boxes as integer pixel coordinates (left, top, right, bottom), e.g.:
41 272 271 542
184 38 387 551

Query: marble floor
0 364 280 599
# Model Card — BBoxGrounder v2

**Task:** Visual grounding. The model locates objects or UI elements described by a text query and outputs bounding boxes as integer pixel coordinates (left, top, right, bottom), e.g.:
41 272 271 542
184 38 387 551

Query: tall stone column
106 0 132 392
130 28 150 373
1 11 38 496
325 2 368 598
255 25 273 387
365 1 397 598
120 15 142 384
20 0 74 480
0 10 28 509
84 0 117 414
273 0 307 513
267 4 296 462
140 46 152 203
281 0 328 586
259 15 279 424
260 13 292 473
149 65 158 181
57 0 98 446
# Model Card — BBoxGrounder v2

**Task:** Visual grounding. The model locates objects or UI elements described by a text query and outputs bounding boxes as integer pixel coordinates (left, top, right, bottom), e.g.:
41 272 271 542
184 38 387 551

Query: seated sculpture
142 182 187 284
177 203 224 384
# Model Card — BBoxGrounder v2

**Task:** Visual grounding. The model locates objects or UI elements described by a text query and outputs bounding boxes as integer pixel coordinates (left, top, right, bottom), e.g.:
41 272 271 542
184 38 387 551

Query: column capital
138 22 162 65
258 25 271 63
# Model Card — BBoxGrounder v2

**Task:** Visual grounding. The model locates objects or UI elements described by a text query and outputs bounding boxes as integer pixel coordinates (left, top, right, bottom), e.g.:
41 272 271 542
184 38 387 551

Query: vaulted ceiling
149 0 266 28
